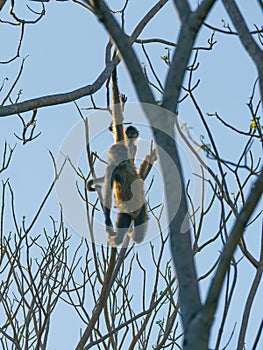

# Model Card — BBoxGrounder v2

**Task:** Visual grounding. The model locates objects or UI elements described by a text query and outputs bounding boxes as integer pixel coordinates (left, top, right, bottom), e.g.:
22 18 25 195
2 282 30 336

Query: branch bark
0 60 116 117
237 265 262 350
0 0 7 11
173 0 191 22
222 0 263 101
203 169 263 332
163 0 217 113
75 248 117 350
0 0 168 117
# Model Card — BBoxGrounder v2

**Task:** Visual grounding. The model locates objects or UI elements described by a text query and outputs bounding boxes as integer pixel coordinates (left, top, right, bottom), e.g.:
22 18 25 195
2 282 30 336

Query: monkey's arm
103 166 115 236
111 68 125 143
138 148 158 181
88 148 157 191
86 176 105 192
127 140 137 167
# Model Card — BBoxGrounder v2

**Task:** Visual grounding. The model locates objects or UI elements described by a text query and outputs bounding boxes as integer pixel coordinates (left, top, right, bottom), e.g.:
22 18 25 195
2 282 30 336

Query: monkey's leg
132 207 148 244
109 213 132 247
104 207 115 236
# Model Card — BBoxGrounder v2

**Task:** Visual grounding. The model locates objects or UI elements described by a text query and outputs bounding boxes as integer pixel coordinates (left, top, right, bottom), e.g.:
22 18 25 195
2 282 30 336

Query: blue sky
0 0 262 349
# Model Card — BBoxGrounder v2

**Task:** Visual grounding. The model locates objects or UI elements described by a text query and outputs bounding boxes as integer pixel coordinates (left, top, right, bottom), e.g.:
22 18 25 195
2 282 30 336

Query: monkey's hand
149 148 158 163
87 179 102 192
87 179 96 192
120 93 127 103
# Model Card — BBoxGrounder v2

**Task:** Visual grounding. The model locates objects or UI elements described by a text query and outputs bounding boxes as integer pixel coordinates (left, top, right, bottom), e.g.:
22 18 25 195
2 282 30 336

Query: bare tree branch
87 0 155 106
0 60 117 117
162 0 217 113
222 0 263 100
204 22 263 36
0 0 8 11
203 169 263 330
0 2 262 349
0 0 169 117
129 0 169 42
237 264 262 349
173 0 191 22
75 247 117 350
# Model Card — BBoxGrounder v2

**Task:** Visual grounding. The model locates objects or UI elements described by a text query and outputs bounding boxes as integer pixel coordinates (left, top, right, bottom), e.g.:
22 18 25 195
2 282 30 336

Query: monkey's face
108 144 129 164
125 126 139 140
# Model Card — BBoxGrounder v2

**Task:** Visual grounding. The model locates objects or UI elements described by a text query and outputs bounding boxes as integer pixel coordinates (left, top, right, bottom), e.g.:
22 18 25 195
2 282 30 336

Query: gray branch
203 169 263 333
0 0 8 11
163 0 217 113
173 0 191 22
222 0 263 102
0 60 116 117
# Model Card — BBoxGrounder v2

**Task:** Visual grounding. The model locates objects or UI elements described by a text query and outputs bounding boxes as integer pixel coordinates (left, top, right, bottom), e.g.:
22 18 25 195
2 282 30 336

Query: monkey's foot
106 228 116 237
127 229 134 238
108 233 126 247
105 220 115 236
150 148 158 163
128 230 145 244
108 235 120 247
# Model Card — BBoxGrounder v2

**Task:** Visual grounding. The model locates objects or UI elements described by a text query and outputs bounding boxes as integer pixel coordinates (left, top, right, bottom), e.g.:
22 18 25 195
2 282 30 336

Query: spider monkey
87 125 140 192
122 125 158 180
110 123 139 165
86 67 153 245
87 129 158 191
104 143 148 246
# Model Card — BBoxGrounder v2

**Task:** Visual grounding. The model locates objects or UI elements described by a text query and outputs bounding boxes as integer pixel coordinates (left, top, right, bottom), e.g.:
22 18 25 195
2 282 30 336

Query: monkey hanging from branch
87 122 157 191
86 129 157 191
87 124 145 193
109 123 139 167
103 143 148 246
87 67 157 245
105 67 149 246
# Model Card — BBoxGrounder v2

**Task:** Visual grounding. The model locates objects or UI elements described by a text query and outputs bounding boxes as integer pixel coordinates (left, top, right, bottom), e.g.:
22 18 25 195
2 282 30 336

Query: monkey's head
125 126 139 140
108 144 129 164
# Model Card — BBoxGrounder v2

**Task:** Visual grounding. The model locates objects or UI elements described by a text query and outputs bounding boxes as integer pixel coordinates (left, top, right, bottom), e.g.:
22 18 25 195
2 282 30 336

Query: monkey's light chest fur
112 161 146 218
